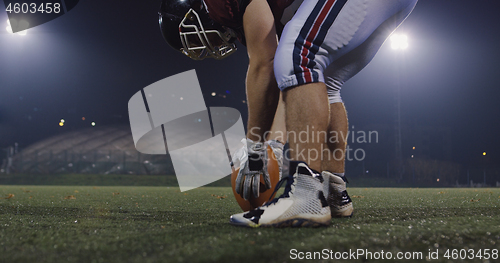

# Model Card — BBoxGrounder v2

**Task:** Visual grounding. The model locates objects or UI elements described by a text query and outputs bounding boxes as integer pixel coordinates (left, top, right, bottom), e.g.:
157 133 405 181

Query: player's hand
233 138 271 200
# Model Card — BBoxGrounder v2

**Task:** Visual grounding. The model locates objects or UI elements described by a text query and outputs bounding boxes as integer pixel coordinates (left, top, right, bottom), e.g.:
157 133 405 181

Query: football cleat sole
230 213 331 228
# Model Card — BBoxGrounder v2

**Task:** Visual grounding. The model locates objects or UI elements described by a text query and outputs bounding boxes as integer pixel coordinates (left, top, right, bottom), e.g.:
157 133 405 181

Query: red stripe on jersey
299 0 336 83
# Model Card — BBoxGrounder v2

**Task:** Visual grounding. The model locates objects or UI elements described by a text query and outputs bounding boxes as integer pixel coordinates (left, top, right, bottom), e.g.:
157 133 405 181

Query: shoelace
264 174 295 206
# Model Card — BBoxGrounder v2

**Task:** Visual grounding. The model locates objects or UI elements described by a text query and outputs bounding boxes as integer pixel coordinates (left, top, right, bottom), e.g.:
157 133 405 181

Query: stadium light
6 19 28 36
390 33 410 181
390 34 408 50
483 152 486 156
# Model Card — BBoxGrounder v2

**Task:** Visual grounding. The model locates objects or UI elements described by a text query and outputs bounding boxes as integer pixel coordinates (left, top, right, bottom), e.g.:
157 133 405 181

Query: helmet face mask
159 0 237 61
179 9 237 60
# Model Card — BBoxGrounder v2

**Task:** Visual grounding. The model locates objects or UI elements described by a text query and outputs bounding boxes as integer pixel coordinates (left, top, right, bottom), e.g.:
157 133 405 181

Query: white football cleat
229 162 331 228
322 171 353 218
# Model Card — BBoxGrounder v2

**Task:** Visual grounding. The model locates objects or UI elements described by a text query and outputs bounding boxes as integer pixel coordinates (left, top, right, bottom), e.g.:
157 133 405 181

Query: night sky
1 0 499 168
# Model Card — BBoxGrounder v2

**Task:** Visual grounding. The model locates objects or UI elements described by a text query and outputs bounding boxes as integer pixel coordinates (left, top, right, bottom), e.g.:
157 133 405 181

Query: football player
159 0 288 201
159 0 418 227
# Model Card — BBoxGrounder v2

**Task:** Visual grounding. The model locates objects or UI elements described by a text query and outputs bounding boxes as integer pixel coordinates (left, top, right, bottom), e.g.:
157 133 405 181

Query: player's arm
233 0 282 200
243 0 280 143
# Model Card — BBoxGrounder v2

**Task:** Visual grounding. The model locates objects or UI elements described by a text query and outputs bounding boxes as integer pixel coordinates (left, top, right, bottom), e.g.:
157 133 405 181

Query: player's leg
285 83 329 172
266 93 286 179
267 92 286 144
230 0 345 227
230 82 332 227
323 102 348 174
322 101 354 218
230 0 418 227
320 36 389 219
231 0 361 227
320 0 418 218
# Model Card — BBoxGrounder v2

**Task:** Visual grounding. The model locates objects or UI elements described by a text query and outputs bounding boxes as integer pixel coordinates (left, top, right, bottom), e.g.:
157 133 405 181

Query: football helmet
159 0 238 60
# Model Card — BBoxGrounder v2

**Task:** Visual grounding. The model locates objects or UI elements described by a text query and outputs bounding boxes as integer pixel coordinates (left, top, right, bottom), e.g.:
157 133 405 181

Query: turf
0 186 499 263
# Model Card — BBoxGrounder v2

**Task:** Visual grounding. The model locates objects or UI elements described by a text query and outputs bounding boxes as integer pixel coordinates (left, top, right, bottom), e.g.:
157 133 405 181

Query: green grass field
1 186 499 263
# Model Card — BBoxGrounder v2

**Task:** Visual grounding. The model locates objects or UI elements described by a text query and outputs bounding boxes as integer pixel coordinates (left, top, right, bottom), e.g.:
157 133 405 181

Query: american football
231 145 281 212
